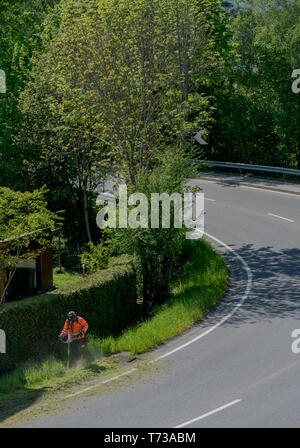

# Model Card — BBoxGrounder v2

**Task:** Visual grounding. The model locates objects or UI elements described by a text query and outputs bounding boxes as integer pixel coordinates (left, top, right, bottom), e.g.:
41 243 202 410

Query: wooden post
37 247 53 291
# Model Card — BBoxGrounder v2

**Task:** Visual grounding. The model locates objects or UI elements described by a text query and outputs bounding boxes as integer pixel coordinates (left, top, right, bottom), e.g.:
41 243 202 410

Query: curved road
15 178 300 427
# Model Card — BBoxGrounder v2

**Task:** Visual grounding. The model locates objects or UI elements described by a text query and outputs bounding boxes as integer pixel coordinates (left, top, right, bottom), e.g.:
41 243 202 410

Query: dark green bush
0 256 139 374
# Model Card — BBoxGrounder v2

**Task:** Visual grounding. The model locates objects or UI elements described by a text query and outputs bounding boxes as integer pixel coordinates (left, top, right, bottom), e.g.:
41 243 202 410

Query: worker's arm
79 317 88 335
60 320 69 337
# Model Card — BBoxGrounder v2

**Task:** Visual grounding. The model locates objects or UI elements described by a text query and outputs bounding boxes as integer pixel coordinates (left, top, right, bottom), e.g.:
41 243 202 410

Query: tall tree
0 0 60 189
212 0 300 167
19 0 231 188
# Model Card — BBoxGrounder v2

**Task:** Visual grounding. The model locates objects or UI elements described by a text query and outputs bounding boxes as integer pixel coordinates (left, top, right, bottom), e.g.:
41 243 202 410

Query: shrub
80 241 110 273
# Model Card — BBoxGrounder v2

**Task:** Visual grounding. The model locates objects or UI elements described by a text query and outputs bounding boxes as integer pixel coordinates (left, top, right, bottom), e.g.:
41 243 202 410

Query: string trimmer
60 333 72 368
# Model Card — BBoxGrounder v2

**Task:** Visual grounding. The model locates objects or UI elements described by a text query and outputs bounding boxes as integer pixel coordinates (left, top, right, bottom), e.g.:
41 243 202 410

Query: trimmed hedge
0 256 139 374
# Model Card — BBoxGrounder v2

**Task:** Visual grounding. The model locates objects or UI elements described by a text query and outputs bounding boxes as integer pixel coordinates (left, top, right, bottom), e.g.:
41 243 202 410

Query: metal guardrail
195 160 300 178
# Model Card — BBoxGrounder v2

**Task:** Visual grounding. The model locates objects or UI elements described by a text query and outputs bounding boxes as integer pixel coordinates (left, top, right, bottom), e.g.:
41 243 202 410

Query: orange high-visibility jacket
60 316 88 341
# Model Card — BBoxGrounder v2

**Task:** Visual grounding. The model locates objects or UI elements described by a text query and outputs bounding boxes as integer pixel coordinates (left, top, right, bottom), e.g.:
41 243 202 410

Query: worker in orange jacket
58 311 88 361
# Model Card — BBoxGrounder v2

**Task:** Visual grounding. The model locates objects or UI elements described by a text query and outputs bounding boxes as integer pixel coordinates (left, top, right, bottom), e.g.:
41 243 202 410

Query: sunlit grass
53 268 84 288
97 239 228 354
0 357 65 394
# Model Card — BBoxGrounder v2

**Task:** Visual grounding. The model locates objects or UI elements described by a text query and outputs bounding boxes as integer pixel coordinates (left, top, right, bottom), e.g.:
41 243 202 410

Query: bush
0 255 139 374
80 241 110 273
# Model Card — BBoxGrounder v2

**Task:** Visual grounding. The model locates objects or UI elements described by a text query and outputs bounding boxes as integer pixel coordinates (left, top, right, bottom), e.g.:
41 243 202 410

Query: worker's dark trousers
71 339 86 361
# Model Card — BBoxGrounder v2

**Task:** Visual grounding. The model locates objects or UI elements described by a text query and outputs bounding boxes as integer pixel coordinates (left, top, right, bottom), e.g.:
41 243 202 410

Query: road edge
200 176 300 196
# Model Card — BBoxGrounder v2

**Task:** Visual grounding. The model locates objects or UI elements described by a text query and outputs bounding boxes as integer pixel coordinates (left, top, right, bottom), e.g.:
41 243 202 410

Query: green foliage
0 256 139 374
0 186 59 240
0 0 95 244
80 241 111 273
106 148 199 312
0 186 60 303
0 0 60 188
4 0 232 243
53 269 84 288
212 0 300 167
19 0 232 185
52 235 68 272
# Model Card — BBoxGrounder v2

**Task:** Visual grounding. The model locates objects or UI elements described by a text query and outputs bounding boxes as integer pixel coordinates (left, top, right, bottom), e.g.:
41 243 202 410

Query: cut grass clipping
0 239 228 400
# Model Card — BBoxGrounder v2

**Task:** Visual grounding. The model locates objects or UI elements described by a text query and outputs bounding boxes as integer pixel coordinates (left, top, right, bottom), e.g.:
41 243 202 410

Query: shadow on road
207 241 300 328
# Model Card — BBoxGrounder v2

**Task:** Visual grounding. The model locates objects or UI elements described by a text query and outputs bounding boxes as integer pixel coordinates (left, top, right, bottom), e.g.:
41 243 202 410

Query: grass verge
0 239 228 409
94 239 228 354
53 268 84 288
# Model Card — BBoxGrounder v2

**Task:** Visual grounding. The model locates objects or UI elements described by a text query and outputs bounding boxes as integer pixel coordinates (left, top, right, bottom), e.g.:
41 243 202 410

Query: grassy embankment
0 239 228 403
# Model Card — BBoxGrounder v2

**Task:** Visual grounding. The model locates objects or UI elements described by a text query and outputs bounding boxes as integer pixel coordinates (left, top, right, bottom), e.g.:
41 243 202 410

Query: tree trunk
83 188 92 242
142 262 154 316
0 268 16 305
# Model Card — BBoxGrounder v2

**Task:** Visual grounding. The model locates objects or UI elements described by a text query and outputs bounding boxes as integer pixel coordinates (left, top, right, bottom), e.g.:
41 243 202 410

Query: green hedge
0 256 139 374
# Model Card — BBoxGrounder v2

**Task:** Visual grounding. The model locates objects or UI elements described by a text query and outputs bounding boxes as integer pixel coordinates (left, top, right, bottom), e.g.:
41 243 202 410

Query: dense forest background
0 0 299 244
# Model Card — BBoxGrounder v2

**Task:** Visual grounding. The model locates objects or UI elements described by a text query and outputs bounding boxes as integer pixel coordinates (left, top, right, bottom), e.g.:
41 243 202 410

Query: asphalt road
15 178 300 427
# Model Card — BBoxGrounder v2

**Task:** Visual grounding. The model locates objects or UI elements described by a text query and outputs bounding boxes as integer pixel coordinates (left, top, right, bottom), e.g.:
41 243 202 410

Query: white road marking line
268 213 294 223
205 198 216 202
239 184 300 198
174 399 242 428
153 232 252 361
63 368 137 399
